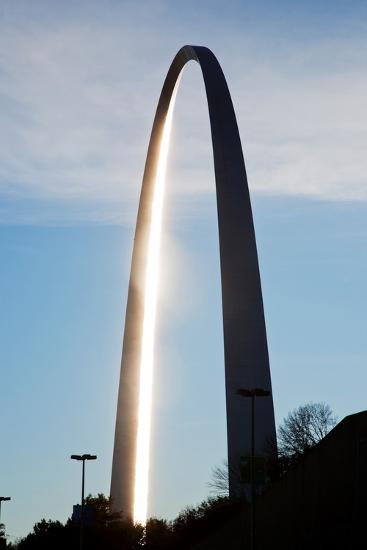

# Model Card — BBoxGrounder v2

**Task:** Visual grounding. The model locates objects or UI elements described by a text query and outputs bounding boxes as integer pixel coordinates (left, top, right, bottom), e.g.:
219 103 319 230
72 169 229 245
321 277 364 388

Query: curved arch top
111 45 276 519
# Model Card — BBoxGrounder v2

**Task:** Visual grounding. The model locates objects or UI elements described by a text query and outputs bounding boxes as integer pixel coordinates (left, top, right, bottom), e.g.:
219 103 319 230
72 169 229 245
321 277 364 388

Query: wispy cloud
0 1 366 224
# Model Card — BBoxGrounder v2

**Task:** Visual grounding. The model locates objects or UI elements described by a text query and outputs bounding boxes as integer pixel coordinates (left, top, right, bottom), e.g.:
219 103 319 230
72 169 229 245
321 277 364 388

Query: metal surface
81 459 85 550
111 45 277 519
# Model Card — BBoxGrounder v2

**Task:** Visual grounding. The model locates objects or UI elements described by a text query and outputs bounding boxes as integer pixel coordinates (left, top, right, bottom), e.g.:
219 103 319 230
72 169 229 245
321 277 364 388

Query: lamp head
254 388 270 397
236 388 253 397
236 388 270 397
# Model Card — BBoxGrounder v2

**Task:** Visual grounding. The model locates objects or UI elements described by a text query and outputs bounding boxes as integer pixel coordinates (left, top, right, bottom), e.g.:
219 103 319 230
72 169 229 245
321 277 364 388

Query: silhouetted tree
11 494 246 550
74 494 143 550
171 497 242 548
0 523 6 550
145 518 172 549
208 461 229 497
208 459 250 499
278 402 337 467
82 493 121 527
16 519 73 550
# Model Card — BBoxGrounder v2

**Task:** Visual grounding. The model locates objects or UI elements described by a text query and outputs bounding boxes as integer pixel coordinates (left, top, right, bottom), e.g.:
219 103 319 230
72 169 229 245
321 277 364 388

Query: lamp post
0 497 11 524
237 388 270 550
71 454 97 550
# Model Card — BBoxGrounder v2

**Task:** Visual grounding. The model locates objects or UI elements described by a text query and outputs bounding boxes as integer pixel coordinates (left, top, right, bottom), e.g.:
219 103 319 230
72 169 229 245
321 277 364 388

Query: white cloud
0 3 366 225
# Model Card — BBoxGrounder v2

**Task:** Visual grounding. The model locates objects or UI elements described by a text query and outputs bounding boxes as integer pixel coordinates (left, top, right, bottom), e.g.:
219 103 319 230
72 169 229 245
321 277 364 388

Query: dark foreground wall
256 410 367 549
193 411 367 550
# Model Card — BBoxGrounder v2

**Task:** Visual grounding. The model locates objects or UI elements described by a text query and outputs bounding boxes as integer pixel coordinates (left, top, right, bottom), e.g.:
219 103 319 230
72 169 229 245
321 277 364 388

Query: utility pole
237 388 270 550
71 454 97 550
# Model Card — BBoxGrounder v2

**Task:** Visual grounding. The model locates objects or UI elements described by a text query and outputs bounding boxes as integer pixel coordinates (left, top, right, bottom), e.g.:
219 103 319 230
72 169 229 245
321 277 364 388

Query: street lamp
71 454 97 550
237 388 270 550
0 497 11 524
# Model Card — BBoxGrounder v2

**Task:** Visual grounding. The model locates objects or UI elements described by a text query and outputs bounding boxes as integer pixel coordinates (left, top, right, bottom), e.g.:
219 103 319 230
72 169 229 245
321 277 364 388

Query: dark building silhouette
192 411 367 550
256 410 367 549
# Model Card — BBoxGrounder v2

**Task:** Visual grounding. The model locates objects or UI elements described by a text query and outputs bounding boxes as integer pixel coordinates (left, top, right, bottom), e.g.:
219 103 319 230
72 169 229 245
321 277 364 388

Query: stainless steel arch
111 45 276 519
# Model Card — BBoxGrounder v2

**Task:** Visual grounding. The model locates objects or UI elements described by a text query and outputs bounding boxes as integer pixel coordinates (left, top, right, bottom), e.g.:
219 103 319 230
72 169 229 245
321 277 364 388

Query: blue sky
1 0 367 541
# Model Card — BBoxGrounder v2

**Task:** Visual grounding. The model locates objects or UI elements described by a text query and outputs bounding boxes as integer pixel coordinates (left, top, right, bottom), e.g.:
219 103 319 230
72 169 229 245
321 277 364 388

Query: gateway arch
111 45 276 519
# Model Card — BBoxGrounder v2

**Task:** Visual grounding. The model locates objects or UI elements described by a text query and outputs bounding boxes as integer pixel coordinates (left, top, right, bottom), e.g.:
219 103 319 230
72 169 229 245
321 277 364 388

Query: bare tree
208 461 229 497
209 404 337 491
208 460 247 499
278 402 337 459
